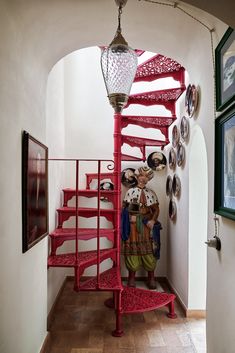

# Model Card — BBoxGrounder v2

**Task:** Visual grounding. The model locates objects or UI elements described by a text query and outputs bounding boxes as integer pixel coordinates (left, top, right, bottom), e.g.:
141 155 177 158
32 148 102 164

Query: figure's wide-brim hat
134 166 154 181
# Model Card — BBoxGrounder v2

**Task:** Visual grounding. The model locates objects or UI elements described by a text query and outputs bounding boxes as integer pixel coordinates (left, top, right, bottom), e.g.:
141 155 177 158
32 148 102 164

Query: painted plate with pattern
189 84 198 117
185 84 191 116
180 115 190 142
166 175 173 197
169 148 176 169
185 84 199 117
121 168 138 188
100 181 114 190
172 174 181 197
172 125 180 148
169 199 177 220
147 151 167 171
177 142 185 167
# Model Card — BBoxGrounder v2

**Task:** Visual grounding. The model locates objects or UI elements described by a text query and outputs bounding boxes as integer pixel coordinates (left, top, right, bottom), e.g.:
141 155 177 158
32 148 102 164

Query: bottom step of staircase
121 286 176 317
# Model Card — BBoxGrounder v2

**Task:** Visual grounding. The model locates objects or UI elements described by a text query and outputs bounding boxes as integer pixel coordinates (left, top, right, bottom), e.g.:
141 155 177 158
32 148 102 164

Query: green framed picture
215 27 235 111
214 104 235 221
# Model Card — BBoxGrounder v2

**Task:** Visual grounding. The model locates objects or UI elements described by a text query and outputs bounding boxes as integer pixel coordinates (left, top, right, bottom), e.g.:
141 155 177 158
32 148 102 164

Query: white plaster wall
0 0 234 352
188 125 207 310
0 1 48 352
46 60 69 313
165 87 190 306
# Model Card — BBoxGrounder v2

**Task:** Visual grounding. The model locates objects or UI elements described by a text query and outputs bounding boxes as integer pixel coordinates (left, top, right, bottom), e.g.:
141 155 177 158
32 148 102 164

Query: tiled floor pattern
48 280 206 353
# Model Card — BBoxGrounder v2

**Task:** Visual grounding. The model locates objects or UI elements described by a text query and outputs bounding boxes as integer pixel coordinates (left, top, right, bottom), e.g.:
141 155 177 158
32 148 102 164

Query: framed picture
215 27 235 111
22 131 48 252
214 105 235 221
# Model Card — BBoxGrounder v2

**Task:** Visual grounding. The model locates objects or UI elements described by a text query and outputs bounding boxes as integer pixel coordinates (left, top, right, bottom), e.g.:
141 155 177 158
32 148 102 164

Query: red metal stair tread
50 228 115 240
62 188 117 206
134 54 184 82
57 207 115 213
63 188 117 196
85 172 115 190
121 154 143 161
79 267 122 291
57 207 115 227
126 87 186 108
122 135 168 147
121 115 176 129
48 248 116 268
121 286 175 314
85 172 114 179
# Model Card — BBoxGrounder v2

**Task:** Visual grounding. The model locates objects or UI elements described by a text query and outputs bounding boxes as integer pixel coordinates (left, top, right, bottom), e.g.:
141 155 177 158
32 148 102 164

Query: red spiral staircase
47 52 186 336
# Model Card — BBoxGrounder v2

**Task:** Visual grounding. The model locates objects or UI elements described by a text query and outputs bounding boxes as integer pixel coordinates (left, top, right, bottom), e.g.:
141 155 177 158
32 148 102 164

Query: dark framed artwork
22 131 48 252
214 105 235 221
215 27 235 111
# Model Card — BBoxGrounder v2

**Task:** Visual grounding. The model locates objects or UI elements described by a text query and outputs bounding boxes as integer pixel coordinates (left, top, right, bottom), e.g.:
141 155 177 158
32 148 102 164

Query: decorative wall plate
100 181 114 190
180 115 190 142
147 151 167 171
169 148 176 169
185 84 199 117
166 175 173 197
172 125 180 147
121 168 138 188
100 181 114 202
169 199 177 220
185 84 191 115
177 142 185 167
172 174 181 197
189 84 198 117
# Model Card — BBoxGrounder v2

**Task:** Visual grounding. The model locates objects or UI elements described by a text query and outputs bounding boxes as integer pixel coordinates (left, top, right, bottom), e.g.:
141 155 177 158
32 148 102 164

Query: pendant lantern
101 0 138 113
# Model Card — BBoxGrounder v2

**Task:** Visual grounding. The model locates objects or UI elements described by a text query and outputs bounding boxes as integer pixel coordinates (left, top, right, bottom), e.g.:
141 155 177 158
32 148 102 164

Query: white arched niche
188 124 208 310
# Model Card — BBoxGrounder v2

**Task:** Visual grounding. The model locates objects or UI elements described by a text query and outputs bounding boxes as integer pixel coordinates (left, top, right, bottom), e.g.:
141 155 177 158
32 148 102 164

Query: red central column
113 112 122 270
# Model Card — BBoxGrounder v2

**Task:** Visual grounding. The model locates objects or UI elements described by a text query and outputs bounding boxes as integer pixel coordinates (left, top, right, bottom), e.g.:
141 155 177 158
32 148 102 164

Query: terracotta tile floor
47 280 206 353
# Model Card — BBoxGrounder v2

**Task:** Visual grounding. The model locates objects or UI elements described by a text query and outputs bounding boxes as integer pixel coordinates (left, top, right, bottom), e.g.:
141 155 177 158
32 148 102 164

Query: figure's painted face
137 174 148 186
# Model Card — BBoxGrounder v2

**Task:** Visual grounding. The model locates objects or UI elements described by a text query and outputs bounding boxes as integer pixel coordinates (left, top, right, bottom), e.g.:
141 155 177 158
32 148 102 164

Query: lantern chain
139 0 216 118
118 5 123 33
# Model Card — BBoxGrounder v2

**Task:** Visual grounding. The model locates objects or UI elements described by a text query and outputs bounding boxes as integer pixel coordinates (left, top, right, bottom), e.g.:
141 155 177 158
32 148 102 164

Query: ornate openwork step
49 228 115 255
48 248 117 270
57 207 115 227
121 286 177 318
121 153 143 161
62 188 117 206
126 87 186 115
122 135 169 148
78 267 122 291
134 53 185 84
85 172 114 189
121 114 176 130
121 114 177 142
